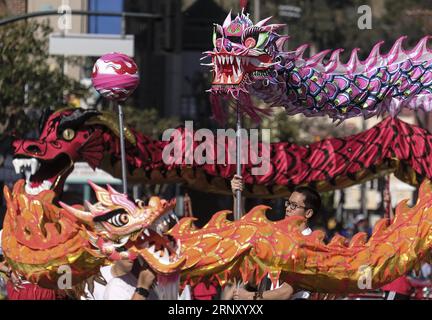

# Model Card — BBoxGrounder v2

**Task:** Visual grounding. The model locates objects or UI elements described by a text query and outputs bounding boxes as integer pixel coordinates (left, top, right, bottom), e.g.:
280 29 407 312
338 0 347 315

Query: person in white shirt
104 258 158 300
81 265 115 300
229 176 321 300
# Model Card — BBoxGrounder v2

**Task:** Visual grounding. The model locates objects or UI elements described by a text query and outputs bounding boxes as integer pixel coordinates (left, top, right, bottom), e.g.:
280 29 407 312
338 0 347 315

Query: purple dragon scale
205 10 432 123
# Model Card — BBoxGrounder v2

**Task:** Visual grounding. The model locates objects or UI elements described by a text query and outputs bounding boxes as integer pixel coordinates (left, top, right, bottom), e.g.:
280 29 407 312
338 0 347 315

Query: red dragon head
11 107 136 198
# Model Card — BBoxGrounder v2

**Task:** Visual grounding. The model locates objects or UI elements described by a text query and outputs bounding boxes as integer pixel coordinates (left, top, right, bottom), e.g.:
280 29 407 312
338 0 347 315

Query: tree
0 20 85 141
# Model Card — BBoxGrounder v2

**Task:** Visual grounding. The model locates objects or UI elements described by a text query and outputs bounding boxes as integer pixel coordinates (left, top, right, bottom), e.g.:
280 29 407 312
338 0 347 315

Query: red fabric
381 276 413 295
192 282 218 300
6 281 57 300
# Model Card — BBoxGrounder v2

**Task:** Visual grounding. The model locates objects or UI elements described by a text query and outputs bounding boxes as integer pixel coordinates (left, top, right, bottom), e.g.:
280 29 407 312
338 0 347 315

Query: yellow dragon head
59 181 185 275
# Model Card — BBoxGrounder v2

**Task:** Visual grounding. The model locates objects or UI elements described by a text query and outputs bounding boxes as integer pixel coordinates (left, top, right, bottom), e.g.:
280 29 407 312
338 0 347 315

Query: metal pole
117 103 128 194
235 104 242 220
360 119 367 216
254 0 260 22
384 175 392 221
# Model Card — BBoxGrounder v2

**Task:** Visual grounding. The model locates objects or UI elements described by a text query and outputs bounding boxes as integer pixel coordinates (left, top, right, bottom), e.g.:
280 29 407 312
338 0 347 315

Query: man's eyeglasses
285 200 307 210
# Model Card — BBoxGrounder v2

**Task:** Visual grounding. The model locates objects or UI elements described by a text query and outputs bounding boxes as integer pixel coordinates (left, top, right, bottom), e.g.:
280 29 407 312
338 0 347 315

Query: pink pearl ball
92 53 139 101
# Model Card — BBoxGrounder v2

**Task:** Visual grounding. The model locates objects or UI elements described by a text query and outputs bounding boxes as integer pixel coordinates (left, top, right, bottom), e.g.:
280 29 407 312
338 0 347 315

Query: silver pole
360 118 367 216
117 103 128 194
254 0 260 22
235 104 242 220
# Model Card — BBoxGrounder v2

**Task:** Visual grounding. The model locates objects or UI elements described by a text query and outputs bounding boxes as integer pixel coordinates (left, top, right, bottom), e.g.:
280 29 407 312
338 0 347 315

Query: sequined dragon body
207 10 432 122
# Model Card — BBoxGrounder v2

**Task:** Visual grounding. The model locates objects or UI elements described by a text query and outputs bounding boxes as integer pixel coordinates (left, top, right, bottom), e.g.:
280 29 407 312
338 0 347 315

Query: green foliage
0 20 85 138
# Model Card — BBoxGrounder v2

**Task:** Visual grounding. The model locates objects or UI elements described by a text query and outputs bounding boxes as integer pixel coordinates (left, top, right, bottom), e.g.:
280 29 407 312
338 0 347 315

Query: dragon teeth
30 158 41 175
24 180 53 195
12 158 41 176
24 167 32 182
12 159 21 174
144 229 150 237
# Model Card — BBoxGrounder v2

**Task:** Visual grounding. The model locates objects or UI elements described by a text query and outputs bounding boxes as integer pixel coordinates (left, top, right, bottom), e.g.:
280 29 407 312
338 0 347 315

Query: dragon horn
262 23 285 32
84 200 100 214
88 180 113 206
59 201 94 224
58 108 100 133
256 16 272 27
223 10 232 28
275 36 290 51
107 184 121 195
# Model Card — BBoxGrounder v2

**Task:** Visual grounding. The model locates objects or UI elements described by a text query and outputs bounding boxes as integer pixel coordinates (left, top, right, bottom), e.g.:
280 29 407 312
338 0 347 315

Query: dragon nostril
26 145 42 154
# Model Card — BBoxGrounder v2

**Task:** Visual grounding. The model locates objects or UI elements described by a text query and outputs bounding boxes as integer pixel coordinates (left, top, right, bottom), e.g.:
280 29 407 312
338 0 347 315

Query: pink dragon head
204 10 287 122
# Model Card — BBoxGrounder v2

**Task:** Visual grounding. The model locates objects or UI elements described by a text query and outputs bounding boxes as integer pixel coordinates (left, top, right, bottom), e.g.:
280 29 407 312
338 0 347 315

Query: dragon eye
62 128 75 141
244 37 256 48
107 213 129 227
242 29 269 49
256 32 269 48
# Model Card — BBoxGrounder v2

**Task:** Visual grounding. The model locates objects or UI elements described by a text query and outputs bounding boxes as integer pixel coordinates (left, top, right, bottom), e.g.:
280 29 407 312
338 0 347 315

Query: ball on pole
91 53 139 102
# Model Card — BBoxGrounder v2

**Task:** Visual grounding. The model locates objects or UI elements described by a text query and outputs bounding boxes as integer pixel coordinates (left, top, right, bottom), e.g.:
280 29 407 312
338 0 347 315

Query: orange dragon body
5 179 431 294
